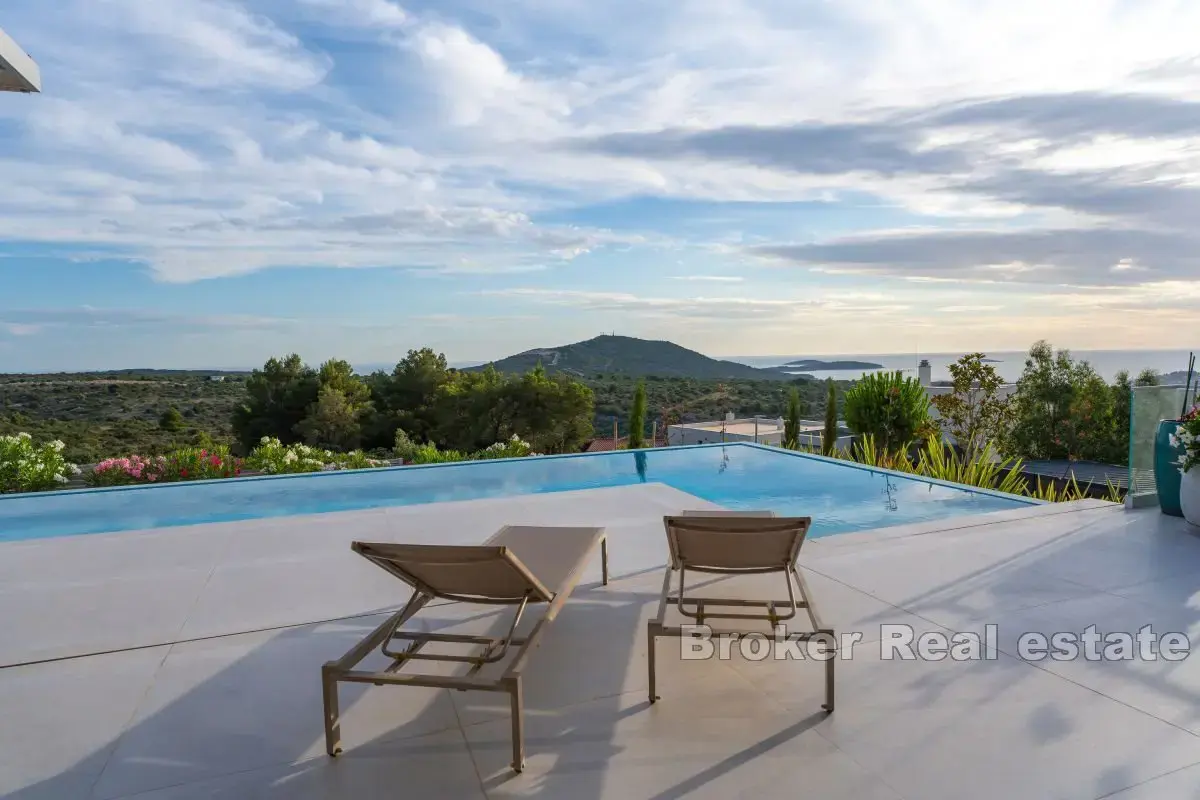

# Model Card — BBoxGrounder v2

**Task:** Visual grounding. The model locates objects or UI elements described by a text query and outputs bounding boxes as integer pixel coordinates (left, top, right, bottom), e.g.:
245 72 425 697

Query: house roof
584 435 668 452
1020 460 1128 489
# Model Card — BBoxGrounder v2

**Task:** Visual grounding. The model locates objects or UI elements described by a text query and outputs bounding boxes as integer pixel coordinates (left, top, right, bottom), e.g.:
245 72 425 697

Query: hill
473 335 793 380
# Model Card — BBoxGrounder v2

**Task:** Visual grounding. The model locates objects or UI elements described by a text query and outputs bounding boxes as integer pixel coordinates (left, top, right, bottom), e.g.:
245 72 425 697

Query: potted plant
1171 406 1200 526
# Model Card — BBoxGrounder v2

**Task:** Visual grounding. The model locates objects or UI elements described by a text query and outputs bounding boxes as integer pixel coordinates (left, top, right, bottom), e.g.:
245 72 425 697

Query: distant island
781 359 883 371
472 335 796 381
981 358 1003 363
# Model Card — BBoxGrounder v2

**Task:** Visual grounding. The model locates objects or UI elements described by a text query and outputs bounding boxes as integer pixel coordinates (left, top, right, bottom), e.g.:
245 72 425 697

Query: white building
0 27 40 93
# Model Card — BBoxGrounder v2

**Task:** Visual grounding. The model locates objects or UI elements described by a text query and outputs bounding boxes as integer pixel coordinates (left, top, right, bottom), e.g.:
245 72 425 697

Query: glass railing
1129 384 1197 504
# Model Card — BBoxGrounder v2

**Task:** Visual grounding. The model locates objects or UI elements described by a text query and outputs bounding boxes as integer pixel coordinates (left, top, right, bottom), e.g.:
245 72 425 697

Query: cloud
101 0 331 91
3 0 1200 358
300 0 408 29
753 227 1200 287
574 122 970 177
480 287 911 320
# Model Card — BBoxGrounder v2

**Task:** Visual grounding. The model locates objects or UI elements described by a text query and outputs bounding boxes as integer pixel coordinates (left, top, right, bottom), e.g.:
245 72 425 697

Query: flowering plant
0 433 80 493
246 437 389 475
89 448 241 486
472 435 536 460
89 455 168 487
1171 405 1200 475
158 446 241 482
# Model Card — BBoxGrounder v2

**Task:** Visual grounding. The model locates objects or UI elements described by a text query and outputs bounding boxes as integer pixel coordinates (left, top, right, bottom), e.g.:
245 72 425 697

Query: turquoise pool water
0 443 1034 542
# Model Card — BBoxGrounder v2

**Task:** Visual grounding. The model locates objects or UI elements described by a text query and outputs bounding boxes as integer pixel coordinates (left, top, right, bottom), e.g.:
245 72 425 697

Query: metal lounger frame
322 528 608 773
646 513 834 713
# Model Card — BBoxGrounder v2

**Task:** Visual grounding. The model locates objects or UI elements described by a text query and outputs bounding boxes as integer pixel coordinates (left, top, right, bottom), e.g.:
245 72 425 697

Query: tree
368 348 452 447
843 371 932 453
158 407 184 432
501 365 595 453
294 359 373 451
432 366 510 452
1003 341 1116 462
783 387 803 449
823 379 838 456
316 359 372 407
628 380 647 448
930 353 1012 461
231 354 319 452
295 386 364 451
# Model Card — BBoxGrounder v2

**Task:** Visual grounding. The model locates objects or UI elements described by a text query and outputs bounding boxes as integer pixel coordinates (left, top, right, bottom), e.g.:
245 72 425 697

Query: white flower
261 436 271 444
54 474 68 483
1170 434 1181 448
50 440 65 452
17 432 31 440
284 451 298 463
70 464 81 475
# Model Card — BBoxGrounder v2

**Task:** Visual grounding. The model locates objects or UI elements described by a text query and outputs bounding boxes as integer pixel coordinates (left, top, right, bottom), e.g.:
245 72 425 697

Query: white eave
0 26 40 93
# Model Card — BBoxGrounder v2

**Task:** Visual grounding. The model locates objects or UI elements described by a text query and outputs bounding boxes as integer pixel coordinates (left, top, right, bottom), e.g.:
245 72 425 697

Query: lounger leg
509 678 526 773
822 632 835 713
647 622 658 703
601 537 609 585
322 663 343 756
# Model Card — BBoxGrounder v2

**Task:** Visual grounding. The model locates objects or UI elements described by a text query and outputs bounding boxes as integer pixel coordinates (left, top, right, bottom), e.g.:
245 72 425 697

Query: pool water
0 443 1035 542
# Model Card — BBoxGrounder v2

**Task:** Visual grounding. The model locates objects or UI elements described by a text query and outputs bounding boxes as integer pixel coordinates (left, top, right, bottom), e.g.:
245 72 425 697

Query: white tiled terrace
3 483 1200 799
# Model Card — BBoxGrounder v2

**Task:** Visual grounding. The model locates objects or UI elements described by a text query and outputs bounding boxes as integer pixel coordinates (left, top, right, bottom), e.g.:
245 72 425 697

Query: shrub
0 433 81 492
472 435 534 460
393 429 418 462
246 437 389 474
335 450 391 470
914 439 1027 495
406 442 467 464
843 371 932 453
158 446 241 482
246 438 326 474
159 407 185 432
89 455 167 487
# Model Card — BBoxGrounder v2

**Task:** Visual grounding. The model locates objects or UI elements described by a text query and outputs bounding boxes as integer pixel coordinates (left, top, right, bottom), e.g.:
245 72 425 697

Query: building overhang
0 27 40 93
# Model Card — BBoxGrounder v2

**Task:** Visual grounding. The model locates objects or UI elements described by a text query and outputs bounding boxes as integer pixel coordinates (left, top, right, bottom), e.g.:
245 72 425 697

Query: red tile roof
584 435 667 452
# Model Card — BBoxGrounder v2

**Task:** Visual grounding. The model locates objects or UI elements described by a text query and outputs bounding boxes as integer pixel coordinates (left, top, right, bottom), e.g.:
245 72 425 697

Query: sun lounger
322 525 608 772
646 511 834 712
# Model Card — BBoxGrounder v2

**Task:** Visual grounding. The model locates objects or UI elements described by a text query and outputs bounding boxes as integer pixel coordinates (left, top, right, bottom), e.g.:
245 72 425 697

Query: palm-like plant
915 439 1027 495
843 371 933 454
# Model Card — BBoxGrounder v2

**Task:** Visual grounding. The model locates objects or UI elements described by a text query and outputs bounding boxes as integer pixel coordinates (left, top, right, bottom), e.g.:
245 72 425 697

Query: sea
724 349 1199 384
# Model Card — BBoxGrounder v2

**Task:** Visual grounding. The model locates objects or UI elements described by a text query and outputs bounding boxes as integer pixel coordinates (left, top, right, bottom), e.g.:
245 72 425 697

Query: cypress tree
784 387 802 449
823 379 838 456
628 380 647 448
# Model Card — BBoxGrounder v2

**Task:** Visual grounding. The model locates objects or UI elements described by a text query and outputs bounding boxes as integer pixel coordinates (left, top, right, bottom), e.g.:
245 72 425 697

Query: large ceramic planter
1181 469 1200 527
1155 420 1185 517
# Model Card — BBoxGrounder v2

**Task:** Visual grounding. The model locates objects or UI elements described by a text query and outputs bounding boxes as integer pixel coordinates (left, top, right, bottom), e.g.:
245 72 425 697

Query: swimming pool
0 443 1035 542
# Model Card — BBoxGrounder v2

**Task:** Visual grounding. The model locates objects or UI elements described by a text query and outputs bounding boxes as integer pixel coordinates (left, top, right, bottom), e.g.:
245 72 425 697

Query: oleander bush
88 447 242 486
472 435 534 460
245 437 389 475
0 432 80 493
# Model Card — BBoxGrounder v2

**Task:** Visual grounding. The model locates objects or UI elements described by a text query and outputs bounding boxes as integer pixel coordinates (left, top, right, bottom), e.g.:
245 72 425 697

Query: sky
2 0 1200 371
